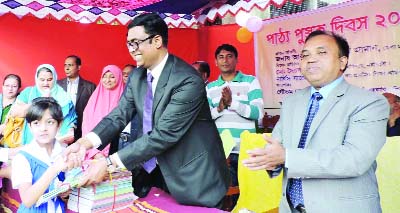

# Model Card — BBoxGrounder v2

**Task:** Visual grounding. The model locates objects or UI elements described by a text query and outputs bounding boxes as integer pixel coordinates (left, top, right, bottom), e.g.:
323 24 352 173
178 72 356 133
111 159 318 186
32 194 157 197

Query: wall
0 13 200 88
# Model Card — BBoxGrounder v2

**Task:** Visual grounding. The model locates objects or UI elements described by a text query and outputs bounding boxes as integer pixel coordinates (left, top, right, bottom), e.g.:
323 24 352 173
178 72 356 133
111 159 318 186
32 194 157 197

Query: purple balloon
246 16 263 33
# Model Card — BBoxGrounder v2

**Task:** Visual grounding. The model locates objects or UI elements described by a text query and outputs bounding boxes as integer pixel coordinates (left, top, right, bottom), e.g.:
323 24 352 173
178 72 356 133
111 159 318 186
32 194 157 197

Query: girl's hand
53 156 67 173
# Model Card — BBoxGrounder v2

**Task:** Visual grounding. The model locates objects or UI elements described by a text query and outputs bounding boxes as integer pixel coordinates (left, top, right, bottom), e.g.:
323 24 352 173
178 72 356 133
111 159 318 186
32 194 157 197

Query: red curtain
0 13 254 88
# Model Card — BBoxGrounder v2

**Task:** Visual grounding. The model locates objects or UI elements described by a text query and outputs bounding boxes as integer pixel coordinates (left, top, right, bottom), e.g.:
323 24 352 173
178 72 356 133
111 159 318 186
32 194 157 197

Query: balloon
246 16 263 33
236 27 252 43
235 11 250 27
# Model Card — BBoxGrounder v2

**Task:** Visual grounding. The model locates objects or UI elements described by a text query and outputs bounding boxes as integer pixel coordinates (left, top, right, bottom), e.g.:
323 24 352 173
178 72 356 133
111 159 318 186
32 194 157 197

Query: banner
256 0 400 108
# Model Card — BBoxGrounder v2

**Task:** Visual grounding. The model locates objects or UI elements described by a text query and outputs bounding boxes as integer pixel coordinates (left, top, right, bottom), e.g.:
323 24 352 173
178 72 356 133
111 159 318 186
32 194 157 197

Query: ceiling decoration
197 0 304 23
0 0 306 28
0 0 197 27
59 0 162 10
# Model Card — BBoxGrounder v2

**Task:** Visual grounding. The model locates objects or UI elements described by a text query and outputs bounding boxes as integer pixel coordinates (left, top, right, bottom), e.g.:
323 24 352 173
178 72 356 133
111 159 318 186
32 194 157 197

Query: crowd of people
0 12 396 213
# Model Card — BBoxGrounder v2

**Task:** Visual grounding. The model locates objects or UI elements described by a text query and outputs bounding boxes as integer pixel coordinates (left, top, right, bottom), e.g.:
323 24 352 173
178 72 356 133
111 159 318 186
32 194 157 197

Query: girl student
11 97 69 213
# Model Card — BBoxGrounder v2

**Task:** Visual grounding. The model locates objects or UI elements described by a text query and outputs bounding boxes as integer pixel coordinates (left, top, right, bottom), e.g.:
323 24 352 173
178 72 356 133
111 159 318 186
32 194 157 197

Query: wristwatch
105 156 113 167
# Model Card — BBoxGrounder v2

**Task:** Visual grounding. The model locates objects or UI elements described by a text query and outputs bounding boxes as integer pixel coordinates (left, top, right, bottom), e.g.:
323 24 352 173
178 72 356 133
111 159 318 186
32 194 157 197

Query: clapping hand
221 86 232 107
243 134 285 171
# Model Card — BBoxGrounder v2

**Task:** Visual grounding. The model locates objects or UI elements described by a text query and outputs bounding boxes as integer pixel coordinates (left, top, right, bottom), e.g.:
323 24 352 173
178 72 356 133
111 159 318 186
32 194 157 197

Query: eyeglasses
126 35 156 52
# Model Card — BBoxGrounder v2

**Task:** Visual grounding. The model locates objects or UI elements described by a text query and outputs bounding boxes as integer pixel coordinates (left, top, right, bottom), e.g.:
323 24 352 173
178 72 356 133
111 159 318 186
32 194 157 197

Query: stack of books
67 170 138 213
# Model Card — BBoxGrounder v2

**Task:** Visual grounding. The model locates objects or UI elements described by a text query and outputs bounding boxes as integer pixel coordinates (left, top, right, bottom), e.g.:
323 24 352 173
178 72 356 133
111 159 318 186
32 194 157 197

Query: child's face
29 109 60 145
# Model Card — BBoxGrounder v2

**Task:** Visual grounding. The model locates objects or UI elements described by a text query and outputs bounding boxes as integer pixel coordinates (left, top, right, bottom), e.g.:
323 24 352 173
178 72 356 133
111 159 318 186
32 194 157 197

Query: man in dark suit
57 55 96 141
65 13 230 208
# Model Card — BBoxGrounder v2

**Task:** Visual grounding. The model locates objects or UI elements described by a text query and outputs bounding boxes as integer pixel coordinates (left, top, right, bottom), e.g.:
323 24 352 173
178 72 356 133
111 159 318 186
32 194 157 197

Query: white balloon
235 11 251 27
246 16 263 32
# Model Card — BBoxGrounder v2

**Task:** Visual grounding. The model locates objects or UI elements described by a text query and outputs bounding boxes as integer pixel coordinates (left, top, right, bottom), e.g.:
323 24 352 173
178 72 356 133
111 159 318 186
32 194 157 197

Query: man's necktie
142 72 157 173
289 92 323 208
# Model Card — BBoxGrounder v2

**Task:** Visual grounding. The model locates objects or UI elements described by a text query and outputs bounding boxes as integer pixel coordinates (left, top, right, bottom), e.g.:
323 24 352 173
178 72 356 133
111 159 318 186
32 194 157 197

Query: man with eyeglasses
65 12 230 208
243 30 388 213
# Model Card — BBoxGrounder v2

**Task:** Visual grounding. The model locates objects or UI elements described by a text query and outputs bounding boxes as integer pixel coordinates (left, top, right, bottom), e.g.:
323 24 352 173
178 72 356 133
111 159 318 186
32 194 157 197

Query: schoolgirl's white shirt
12 139 65 213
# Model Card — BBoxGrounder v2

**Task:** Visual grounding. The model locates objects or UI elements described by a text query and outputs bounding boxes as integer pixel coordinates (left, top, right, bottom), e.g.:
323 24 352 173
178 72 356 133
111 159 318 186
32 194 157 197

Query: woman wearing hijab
82 65 125 157
11 64 77 145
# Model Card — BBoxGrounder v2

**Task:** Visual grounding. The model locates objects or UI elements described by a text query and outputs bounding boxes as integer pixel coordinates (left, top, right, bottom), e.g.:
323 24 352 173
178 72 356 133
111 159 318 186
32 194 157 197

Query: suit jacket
58 76 96 140
272 80 389 213
92 55 230 207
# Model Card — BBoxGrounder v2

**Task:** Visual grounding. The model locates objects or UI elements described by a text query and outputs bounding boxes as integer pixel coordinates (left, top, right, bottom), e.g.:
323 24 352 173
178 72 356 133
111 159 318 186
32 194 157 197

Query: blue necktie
289 92 323 208
142 72 157 173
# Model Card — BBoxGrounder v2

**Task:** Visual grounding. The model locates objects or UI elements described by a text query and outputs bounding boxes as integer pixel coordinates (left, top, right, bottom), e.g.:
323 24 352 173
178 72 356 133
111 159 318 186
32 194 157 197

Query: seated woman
82 65 124 157
0 74 22 179
10 64 77 145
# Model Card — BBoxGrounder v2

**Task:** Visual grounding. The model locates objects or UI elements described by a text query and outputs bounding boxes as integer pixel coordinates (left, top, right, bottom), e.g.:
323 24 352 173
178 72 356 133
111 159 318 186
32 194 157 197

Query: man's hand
243 134 285 170
221 86 232 107
78 158 108 187
64 140 87 170
217 98 225 112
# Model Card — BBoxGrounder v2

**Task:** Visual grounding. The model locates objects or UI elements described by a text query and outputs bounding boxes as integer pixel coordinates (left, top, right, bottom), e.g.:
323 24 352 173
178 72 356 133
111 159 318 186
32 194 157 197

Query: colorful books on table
67 169 138 213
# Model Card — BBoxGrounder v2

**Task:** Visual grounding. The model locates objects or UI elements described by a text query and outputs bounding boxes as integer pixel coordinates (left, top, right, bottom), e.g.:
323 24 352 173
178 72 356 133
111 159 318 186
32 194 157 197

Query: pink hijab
82 65 125 135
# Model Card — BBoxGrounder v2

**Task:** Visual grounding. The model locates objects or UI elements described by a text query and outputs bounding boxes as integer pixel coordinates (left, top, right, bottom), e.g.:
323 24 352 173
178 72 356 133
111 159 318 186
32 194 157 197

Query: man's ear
339 56 348 71
154 35 163 49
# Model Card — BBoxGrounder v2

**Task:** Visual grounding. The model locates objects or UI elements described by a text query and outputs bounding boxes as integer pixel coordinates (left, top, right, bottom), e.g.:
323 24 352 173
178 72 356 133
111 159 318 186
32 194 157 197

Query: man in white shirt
57 55 96 141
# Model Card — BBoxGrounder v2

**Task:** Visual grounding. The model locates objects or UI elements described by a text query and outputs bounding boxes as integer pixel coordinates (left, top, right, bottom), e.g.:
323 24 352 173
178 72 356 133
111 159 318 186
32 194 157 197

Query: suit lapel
152 55 173 116
76 77 84 105
291 89 311 148
305 80 349 148
60 79 67 91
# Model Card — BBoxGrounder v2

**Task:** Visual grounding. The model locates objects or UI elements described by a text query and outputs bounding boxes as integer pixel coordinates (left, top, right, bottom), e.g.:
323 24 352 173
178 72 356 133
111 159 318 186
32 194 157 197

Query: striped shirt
206 71 264 153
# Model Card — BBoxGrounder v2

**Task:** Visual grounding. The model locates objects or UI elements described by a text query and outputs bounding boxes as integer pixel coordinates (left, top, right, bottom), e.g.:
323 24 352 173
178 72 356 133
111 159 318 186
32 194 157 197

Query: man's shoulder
167 54 202 81
57 78 67 83
237 71 257 83
345 84 386 102
206 78 223 90
78 77 96 87
168 54 194 72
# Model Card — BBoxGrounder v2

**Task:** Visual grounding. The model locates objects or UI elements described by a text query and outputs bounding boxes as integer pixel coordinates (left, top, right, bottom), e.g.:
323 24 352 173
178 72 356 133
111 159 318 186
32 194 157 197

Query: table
67 187 226 213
